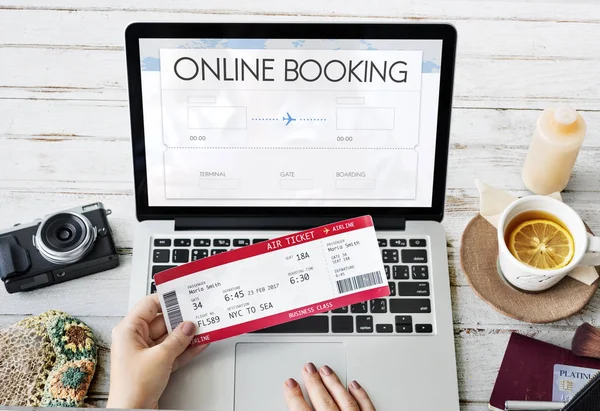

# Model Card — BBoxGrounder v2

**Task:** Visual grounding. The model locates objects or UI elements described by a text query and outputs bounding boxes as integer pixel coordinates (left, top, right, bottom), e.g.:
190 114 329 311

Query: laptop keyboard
149 236 434 335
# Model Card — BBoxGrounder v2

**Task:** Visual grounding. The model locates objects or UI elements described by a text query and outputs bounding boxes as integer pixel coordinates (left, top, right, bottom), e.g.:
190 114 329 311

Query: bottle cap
554 104 578 125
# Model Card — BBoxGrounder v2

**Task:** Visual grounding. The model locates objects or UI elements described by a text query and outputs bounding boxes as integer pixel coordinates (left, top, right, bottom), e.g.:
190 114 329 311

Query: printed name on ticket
154 215 389 345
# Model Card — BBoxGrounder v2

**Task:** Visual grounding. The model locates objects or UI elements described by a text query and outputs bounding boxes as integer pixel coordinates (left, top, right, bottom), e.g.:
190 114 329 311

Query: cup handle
580 234 600 266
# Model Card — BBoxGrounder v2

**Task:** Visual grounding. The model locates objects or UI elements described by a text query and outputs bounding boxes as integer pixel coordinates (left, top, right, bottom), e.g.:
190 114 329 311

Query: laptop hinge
174 216 406 231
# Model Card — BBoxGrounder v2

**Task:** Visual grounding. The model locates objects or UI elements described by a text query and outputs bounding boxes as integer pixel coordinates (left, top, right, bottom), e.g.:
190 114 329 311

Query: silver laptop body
125 22 459 411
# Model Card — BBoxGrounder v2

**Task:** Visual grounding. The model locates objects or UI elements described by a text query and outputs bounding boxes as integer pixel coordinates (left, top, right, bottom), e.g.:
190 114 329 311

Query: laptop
125 22 459 411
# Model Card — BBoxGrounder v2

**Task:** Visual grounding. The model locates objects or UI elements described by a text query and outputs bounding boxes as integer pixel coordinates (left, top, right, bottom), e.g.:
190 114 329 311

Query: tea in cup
497 196 600 291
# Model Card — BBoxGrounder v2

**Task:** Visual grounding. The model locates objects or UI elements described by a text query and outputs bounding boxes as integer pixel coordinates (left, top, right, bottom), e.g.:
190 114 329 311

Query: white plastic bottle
522 104 587 195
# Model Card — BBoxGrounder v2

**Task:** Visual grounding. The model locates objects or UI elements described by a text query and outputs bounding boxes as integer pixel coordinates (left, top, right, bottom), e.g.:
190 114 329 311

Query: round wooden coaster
460 214 599 323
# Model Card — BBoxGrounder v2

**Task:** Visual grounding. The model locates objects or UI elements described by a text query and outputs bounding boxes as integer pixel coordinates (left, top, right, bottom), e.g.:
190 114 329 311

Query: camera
0 202 119 294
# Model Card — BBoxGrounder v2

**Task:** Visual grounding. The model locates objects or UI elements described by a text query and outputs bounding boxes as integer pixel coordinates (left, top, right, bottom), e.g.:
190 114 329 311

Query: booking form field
199 178 240 190
188 107 247 129
337 97 365 105
336 108 395 130
188 96 217 104
280 179 313 190
335 179 377 190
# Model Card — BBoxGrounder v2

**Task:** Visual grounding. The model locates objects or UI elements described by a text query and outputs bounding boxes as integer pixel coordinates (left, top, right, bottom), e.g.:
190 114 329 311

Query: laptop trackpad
234 342 346 411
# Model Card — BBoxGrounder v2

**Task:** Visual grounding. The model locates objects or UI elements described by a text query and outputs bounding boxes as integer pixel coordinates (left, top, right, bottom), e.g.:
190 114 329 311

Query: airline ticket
154 216 389 345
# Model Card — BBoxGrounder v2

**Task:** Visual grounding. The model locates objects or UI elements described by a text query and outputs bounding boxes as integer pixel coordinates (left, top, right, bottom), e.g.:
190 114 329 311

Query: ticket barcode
336 271 384 294
163 290 184 330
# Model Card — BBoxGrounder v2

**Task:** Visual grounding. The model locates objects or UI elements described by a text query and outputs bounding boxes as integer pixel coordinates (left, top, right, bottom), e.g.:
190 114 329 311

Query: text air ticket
155 216 388 345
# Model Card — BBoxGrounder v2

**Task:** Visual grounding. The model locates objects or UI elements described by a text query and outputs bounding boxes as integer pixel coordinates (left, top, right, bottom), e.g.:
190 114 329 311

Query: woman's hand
284 363 375 410
106 294 208 409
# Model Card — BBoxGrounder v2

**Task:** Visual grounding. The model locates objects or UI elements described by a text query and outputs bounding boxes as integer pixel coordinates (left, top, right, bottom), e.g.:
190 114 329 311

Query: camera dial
34 212 97 265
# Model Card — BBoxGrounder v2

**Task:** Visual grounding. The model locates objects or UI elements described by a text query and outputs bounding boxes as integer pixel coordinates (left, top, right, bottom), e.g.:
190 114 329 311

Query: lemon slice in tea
508 219 574 270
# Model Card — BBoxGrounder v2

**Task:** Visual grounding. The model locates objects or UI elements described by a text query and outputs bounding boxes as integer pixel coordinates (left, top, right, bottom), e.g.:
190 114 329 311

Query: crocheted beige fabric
0 310 97 407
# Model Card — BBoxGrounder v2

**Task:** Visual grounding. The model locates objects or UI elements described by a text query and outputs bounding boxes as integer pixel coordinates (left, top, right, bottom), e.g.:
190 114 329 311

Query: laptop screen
138 38 443 208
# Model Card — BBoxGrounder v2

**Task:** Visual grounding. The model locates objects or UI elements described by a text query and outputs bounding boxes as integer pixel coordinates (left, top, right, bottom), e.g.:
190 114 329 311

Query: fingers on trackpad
234 342 346 411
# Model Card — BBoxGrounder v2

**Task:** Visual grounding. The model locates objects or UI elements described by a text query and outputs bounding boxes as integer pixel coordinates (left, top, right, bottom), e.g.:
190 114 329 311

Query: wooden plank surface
2 47 600 109
2 8 600 61
3 0 600 22
0 1 599 410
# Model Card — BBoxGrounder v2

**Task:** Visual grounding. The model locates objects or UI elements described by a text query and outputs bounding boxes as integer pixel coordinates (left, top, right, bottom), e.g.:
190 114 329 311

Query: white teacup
497 196 600 292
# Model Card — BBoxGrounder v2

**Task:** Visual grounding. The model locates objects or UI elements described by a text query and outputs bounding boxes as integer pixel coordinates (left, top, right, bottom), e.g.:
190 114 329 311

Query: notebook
489 333 600 410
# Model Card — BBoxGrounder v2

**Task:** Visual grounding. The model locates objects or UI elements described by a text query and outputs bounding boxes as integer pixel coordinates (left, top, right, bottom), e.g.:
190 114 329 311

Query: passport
489 333 600 411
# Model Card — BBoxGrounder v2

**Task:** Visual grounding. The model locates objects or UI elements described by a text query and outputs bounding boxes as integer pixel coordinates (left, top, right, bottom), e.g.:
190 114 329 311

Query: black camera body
0 202 119 294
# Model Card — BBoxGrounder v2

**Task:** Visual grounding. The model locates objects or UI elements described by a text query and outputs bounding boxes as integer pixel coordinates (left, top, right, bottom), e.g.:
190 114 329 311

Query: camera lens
57 227 73 241
35 212 97 265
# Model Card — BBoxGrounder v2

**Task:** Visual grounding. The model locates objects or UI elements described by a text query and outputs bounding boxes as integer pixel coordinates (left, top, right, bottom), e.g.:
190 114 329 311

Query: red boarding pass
155 216 388 345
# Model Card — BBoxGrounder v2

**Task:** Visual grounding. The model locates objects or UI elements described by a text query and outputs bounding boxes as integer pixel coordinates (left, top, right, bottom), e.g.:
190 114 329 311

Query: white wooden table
1 1 599 409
